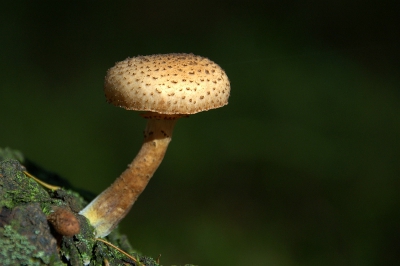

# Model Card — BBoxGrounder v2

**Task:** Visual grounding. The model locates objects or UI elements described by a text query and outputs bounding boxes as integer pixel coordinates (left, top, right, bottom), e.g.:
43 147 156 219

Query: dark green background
1 1 400 265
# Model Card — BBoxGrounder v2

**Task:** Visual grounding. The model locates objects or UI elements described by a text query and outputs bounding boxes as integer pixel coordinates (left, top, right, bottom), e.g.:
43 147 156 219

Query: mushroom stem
79 116 177 237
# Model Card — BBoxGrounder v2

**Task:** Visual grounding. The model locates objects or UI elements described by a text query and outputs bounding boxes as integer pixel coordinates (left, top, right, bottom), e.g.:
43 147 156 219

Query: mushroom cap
104 53 230 115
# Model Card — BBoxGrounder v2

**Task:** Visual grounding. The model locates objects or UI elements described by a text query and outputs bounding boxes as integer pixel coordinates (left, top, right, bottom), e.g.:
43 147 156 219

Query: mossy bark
0 147 160 266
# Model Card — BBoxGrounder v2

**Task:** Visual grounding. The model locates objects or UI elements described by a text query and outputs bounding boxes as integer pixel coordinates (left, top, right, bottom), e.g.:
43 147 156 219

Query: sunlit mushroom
79 53 230 237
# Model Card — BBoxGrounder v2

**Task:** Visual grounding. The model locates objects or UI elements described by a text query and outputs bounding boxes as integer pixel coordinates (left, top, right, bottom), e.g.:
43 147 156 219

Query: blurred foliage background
1 1 400 265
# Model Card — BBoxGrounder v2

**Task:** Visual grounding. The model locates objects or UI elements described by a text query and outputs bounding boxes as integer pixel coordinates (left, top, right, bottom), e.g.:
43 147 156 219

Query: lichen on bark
0 148 160 266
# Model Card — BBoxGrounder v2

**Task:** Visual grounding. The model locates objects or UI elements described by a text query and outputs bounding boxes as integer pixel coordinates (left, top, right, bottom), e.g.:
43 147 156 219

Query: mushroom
48 207 80 237
79 53 230 237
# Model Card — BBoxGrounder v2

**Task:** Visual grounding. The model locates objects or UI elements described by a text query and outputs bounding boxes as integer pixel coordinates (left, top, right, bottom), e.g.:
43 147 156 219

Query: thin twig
23 171 61 191
96 238 143 266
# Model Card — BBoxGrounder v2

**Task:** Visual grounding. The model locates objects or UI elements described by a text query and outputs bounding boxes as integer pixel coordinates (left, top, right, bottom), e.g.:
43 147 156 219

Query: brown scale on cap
80 53 230 237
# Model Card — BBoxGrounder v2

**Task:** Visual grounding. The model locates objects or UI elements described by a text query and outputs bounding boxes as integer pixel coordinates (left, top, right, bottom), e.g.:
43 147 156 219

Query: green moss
1 203 65 265
0 148 183 265
0 225 63 266
0 225 39 266
60 215 97 265
50 188 87 213
0 160 49 209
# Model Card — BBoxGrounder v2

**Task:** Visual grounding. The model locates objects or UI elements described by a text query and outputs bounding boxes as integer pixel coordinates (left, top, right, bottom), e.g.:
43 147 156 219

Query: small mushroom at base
47 207 80 237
